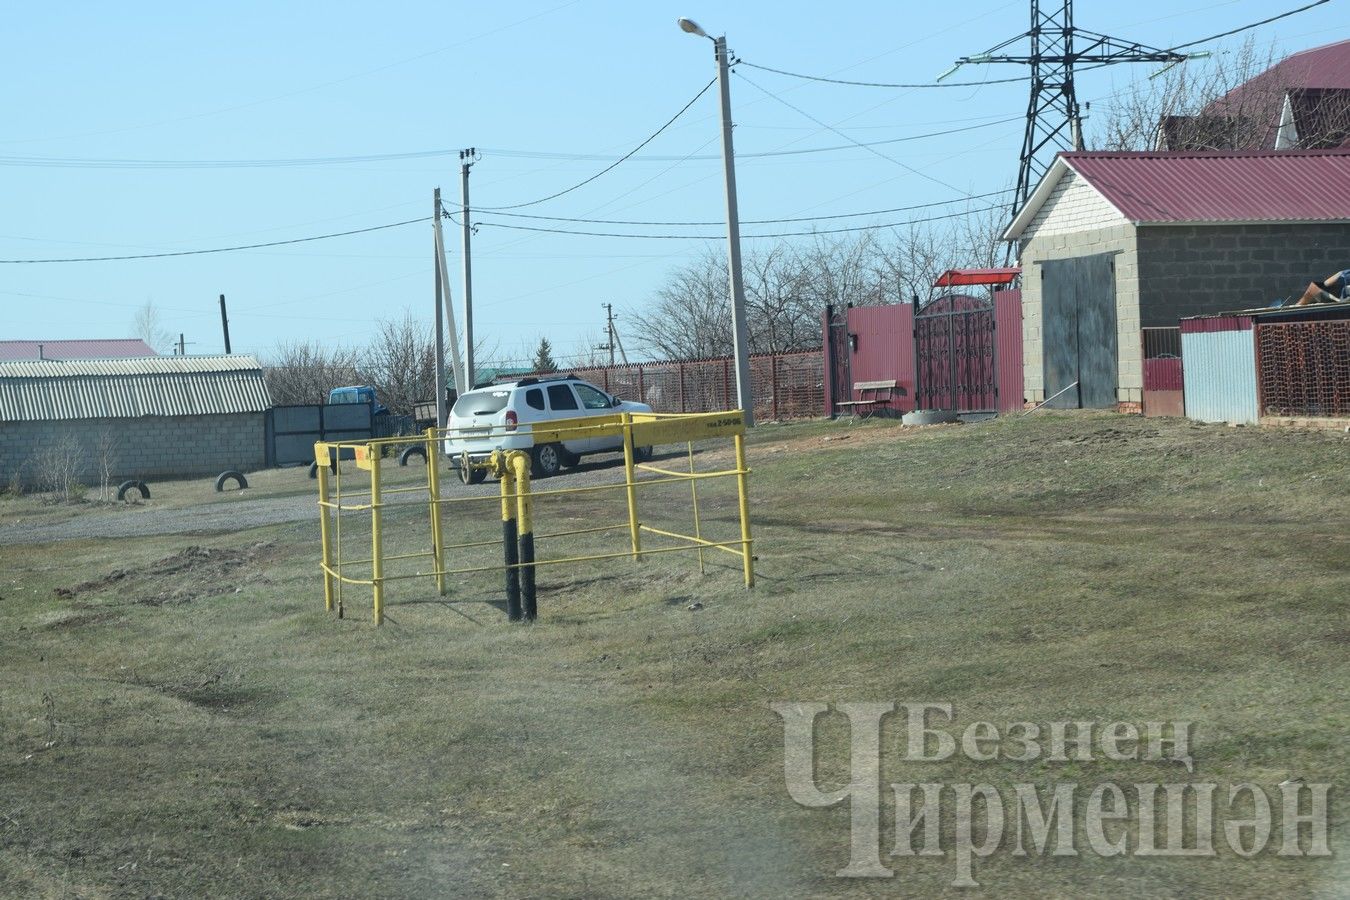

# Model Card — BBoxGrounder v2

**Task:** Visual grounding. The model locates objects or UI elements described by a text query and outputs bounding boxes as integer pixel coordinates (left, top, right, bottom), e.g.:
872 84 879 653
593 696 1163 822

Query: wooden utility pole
219 294 232 354
601 303 616 366
177 333 186 356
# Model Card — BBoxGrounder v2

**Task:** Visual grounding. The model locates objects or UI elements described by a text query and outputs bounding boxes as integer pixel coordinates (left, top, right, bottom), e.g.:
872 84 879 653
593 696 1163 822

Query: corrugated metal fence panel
1143 358 1184 391
1179 316 1253 334
994 290 1024 412
1181 328 1259 424
846 303 916 412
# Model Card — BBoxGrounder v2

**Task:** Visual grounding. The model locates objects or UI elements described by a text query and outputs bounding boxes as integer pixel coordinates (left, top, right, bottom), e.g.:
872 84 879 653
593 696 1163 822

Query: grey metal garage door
266 403 373 466
1040 253 1119 408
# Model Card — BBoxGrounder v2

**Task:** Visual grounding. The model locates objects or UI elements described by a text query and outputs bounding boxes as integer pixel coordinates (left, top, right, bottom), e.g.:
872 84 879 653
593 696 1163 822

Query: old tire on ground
117 480 150 501
558 447 581 469
307 458 337 479
399 445 427 466
633 445 654 463
215 470 248 492
531 443 564 478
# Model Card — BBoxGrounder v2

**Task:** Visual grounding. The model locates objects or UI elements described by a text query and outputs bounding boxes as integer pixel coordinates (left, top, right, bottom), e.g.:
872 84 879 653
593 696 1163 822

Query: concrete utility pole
219 294 232 354
433 193 466 396
460 149 479 390
679 18 754 426
434 188 448 429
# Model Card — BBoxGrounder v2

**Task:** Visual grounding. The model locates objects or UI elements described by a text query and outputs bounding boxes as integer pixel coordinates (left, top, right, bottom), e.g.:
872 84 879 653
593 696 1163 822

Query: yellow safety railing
314 411 754 625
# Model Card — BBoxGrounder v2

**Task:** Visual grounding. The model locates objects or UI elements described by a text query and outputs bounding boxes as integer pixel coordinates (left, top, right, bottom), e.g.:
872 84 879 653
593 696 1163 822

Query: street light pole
680 18 754 426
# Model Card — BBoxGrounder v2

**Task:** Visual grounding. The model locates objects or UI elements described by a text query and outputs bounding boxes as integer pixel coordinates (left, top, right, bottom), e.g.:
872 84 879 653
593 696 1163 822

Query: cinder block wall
1018 224 1141 404
0 412 266 487
1137 223 1350 324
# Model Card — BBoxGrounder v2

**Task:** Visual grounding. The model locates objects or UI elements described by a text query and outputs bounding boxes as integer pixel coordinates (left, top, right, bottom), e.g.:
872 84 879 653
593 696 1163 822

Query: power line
472 190 1014 227
0 217 430 264
1171 0 1331 51
736 59 1029 88
473 205 998 241
476 78 717 211
732 70 1002 206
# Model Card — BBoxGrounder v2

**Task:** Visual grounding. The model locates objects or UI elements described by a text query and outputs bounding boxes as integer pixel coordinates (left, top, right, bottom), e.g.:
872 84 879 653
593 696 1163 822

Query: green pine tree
532 337 558 373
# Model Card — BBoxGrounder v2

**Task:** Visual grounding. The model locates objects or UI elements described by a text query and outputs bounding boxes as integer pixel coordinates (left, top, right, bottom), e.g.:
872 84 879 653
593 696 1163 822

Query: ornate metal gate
914 294 997 411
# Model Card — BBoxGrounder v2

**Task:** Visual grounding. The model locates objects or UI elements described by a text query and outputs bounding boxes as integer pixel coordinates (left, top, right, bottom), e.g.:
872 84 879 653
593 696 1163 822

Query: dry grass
0 413 1347 898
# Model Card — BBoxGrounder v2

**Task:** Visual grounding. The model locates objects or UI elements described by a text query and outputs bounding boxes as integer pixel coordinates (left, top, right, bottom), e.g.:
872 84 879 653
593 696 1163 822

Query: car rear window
452 390 510 416
547 384 579 410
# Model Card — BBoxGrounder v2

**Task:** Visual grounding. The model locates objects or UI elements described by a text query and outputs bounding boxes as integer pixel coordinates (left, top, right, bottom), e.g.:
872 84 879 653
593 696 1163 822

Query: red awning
933 267 1021 287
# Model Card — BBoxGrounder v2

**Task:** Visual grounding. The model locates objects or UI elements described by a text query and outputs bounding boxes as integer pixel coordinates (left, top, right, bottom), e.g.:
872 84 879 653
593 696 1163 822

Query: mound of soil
53 541 278 606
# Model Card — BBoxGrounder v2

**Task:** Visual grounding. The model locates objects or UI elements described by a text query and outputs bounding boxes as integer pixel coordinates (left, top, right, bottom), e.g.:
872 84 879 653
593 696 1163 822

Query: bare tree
1088 37 1350 152
262 341 362 407
132 301 172 353
631 248 734 359
363 314 436 415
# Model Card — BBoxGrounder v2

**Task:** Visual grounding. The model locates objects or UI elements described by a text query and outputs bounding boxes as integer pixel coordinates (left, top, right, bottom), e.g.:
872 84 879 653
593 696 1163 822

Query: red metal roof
1210 39 1350 105
1063 149 1350 224
0 339 157 361
933 267 1020 287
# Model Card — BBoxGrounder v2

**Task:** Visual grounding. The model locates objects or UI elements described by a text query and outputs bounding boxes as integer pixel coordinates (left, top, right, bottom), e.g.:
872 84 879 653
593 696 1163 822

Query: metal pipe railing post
316 449 335 612
733 431 754 588
425 428 446 596
369 444 385 625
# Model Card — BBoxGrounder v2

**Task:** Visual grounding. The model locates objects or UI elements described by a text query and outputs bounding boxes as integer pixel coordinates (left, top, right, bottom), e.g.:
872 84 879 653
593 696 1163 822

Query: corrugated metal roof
1066 149 1350 224
0 355 271 422
0 338 157 361
1006 149 1350 239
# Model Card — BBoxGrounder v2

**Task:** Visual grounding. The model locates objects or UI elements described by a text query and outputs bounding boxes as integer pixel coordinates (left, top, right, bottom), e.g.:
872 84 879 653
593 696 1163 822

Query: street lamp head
677 17 708 38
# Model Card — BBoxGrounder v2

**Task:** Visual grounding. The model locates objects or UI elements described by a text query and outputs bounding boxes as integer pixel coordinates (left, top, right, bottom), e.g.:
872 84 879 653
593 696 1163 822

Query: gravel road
0 459 639 546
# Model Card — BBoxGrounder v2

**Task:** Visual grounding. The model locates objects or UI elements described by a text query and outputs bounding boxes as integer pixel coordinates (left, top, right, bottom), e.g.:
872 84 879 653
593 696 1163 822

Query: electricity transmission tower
951 0 1192 216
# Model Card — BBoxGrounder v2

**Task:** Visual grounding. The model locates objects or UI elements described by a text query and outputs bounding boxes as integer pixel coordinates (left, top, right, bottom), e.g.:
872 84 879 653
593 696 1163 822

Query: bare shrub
33 436 86 504
94 427 119 501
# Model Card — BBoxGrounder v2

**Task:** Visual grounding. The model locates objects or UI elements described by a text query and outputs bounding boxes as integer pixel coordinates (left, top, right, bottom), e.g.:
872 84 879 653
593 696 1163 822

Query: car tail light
504 410 518 431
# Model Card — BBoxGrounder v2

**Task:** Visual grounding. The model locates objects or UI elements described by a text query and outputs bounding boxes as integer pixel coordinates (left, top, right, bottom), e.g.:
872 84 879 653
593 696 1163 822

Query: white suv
444 375 653 483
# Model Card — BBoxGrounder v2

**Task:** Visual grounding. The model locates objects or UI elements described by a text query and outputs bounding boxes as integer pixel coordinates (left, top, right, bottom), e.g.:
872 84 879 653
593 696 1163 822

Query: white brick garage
0 356 271 486
1005 149 1350 410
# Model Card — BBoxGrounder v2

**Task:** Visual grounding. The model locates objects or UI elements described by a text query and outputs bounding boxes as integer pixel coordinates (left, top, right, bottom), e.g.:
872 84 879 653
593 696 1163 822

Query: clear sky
4 1 1342 366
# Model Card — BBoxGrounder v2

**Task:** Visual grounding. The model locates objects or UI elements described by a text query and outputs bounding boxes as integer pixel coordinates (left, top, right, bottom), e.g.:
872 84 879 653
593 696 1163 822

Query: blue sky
4 1 1342 366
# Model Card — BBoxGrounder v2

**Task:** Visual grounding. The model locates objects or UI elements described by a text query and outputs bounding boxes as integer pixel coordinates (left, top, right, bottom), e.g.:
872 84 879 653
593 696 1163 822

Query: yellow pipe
501 461 521 621
316 459 335 611
369 443 385 625
687 441 705 575
509 450 535 620
639 524 748 555
621 413 640 560
425 427 446 596
734 433 754 588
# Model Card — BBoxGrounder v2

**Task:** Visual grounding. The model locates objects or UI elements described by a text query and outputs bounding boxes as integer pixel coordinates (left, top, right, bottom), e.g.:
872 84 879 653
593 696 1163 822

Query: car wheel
531 443 564 478
459 463 486 485
634 445 654 463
